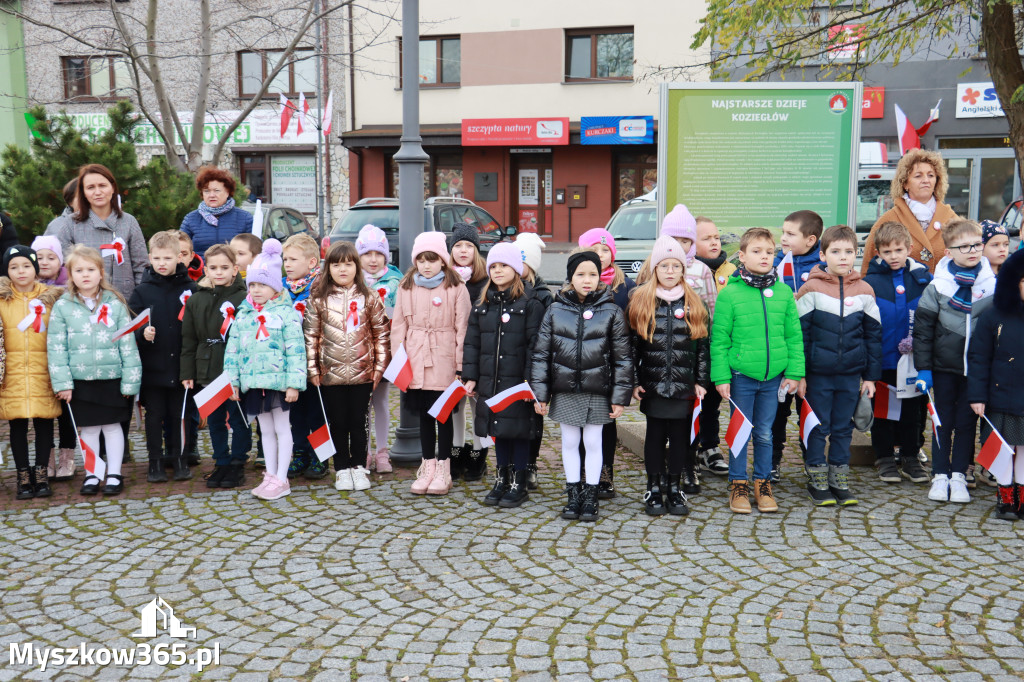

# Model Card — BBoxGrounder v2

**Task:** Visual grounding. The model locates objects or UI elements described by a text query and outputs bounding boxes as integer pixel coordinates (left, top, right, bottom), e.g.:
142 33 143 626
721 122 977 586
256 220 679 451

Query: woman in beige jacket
304 242 390 493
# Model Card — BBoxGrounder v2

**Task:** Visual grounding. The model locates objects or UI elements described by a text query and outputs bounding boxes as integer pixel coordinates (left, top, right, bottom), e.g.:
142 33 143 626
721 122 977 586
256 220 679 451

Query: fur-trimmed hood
994 249 1024 313
0 277 62 305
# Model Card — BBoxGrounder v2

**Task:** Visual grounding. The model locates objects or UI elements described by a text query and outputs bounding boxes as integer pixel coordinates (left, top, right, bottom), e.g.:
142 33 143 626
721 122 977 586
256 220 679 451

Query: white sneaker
949 472 971 503
334 468 354 491
928 474 949 502
351 466 372 491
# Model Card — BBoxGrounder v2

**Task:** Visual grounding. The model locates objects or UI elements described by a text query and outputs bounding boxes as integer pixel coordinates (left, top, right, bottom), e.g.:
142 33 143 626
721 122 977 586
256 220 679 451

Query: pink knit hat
411 231 450 264
660 204 697 261
650 235 687 270
485 242 524 276
31 235 64 265
578 227 616 260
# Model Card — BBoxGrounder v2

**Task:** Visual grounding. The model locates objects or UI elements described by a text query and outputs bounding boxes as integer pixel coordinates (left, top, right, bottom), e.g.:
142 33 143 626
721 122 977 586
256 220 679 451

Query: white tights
81 424 123 481
367 381 390 455
560 423 603 484
452 396 484 450
257 408 293 481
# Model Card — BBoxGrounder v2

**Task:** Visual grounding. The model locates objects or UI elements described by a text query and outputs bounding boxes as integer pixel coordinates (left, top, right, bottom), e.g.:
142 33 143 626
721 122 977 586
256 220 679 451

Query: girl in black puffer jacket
462 243 545 509
529 251 634 522
628 236 710 517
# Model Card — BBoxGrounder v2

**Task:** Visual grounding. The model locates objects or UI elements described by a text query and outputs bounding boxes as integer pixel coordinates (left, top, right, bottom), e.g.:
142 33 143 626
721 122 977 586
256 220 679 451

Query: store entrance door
940 148 1020 221
513 154 553 236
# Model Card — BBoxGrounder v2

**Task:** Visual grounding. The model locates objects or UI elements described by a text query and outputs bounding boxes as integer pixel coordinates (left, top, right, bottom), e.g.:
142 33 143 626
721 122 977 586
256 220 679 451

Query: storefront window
387 152 463 198
237 153 316 213
616 151 657 206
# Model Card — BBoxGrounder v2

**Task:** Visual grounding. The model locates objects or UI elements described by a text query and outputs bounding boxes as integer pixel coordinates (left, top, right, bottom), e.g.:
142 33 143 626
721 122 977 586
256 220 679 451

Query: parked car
237 203 316 242
326 197 516 263
998 197 1024 238
856 165 897 254
605 198 659 275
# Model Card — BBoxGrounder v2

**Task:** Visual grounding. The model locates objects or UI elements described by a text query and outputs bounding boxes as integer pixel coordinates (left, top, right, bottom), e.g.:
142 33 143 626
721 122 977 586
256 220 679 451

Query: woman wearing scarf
180 166 254 256
861 149 958 275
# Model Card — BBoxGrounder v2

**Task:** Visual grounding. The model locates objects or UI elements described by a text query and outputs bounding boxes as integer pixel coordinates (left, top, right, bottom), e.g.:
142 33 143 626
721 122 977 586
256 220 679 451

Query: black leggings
644 416 689 475
496 437 530 471
321 383 373 470
141 386 186 461
9 418 54 470
57 403 76 450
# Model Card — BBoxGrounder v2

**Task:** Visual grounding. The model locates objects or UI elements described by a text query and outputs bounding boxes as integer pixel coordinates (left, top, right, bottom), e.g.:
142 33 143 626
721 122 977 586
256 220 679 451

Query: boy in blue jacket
862 221 932 485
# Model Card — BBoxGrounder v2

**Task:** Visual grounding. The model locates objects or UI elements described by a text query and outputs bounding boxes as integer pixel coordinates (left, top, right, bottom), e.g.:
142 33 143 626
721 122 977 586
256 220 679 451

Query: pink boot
375 447 393 474
410 458 436 495
426 458 452 495
366 450 375 471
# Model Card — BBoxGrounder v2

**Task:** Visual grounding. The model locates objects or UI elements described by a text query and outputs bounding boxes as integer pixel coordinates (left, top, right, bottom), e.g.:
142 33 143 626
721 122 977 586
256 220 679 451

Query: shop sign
462 118 569 146
69 109 322 146
956 83 1004 118
270 155 316 213
862 87 884 119
580 116 654 144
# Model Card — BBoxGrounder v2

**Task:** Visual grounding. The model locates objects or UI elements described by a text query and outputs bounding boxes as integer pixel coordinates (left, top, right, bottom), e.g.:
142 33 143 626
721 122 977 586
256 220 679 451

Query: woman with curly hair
180 166 254 255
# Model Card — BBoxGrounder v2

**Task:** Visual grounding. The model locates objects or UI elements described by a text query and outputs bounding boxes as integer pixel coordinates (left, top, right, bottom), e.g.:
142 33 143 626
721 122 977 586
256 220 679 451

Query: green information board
658 83 861 242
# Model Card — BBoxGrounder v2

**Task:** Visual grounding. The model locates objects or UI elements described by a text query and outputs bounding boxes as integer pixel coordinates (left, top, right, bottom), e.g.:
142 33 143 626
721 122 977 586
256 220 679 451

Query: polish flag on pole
979 416 1014 485
322 90 333 137
926 392 942 449
251 199 263 237
179 388 188 456
915 99 942 137
485 382 536 412
775 250 794 287
799 399 821 449
428 380 468 424
66 404 106 480
725 399 754 459
873 382 902 421
193 372 234 419
383 343 413 391
279 93 295 137
895 103 921 156
297 92 308 135
308 424 336 462
690 395 702 444
112 307 150 341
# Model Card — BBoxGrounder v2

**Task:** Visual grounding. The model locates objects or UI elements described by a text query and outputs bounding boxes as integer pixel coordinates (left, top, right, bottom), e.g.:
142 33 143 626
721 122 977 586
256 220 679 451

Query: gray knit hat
451 222 480 251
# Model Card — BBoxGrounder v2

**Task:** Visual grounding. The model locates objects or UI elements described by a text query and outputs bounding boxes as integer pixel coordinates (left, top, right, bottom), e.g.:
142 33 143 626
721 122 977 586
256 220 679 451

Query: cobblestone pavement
1 401 1023 680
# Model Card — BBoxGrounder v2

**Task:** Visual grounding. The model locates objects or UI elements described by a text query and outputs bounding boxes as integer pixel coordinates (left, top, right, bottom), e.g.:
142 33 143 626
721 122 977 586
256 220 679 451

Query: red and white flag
895 103 920 156
383 343 413 391
690 395 702 444
297 92 308 135
799 400 821 449
926 396 942 449
873 382 902 421
100 237 126 265
279 93 294 137
725 399 754 459
193 372 234 419
308 423 337 462
428 380 468 424
16 299 46 333
219 302 235 339
485 382 536 413
80 435 106 480
775 250 794 286
177 290 192 321
322 90 333 137
112 307 150 341
915 99 942 137
979 417 1014 485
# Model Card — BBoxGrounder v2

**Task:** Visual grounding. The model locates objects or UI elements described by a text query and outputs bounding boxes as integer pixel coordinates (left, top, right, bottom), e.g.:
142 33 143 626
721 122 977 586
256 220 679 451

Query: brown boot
729 480 751 514
754 479 778 513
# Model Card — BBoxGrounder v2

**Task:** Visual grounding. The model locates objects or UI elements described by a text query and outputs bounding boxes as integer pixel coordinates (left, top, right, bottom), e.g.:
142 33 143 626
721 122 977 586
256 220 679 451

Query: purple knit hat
355 224 391 263
486 242 524 276
246 238 284 292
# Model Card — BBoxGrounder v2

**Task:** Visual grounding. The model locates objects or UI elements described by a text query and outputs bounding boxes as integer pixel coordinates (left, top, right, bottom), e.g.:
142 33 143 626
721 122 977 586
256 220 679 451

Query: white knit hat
514 232 545 273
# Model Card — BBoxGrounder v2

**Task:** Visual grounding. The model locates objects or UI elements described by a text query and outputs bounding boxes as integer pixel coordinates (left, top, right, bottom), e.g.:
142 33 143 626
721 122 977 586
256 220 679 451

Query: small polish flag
690 396 702 445
112 307 150 341
915 99 942 137
322 90 333 137
279 93 295 137
383 343 413 391
297 92 308 135
776 250 795 286
480 435 494 447
725 399 754 460
428 380 468 424
485 382 536 412
978 417 1014 485
895 103 920 156
308 423 336 462
927 397 942 449
193 372 233 419
80 436 106 481
873 382 902 421
799 400 821 449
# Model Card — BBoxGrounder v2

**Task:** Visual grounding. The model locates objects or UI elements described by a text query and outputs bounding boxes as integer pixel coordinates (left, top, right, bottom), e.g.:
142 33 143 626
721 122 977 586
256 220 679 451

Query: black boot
665 474 690 516
15 468 34 500
526 463 539 490
449 446 466 481
579 483 599 522
644 473 666 516
463 447 488 481
597 465 616 499
207 464 229 489
32 465 52 498
483 465 510 506
148 457 168 483
682 465 701 495
172 456 192 481
499 468 530 508
561 482 582 520
220 462 246 488
996 485 1017 521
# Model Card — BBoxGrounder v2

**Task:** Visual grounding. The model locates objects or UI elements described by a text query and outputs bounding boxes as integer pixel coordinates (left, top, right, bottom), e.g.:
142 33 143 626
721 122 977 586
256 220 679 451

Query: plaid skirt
549 392 612 427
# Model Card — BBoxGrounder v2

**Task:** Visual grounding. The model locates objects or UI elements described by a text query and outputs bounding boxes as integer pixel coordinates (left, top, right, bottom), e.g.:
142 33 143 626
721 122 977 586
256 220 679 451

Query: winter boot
995 485 1017 521
449 445 467 481
148 457 168 483
172 455 192 482
526 463 539 490
806 465 836 506
561 482 582 520
206 465 229 489
643 473 666 516
682 465 701 495
579 483 600 522
463 447 488 481
483 465 510 506
754 478 778 512
410 459 437 495
54 448 76 481
597 465 616 499
47 448 57 479
15 468 34 500
32 465 52 498
374 447 393 474
220 462 246 489
828 464 857 505
729 480 752 514
876 456 901 483
665 474 690 516
426 458 452 495
499 468 530 508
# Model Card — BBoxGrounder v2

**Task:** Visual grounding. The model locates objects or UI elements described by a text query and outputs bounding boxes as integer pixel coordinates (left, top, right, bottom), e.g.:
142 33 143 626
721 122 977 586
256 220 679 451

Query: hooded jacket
180 275 247 386
795 265 882 379
303 283 390 386
774 244 822 292
528 286 634 406
862 256 933 370
967 250 1024 415
0 279 62 419
633 296 711 401
364 264 403 312
128 263 197 387
223 293 306 393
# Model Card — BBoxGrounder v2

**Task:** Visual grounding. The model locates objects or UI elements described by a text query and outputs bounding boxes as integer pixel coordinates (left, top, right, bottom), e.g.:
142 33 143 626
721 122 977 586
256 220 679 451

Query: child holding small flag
914 220 996 504
391 232 471 496
128 231 197 483
462 242 544 508
968 248 1024 520
180 244 250 489
515 232 551 489
795 225 882 506
224 239 306 500
627 236 710 516
47 245 141 496
0 246 63 499
304 241 390 493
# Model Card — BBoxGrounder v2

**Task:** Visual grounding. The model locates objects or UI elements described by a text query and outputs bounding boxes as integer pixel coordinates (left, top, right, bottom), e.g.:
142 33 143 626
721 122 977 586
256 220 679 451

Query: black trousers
57 403 76 449
699 388 722 450
932 371 978 476
140 386 186 461
321 383 373 470
409 388 454 460
496 437 530 471
871 368 925 461
644 416 689 475
9 418 54 469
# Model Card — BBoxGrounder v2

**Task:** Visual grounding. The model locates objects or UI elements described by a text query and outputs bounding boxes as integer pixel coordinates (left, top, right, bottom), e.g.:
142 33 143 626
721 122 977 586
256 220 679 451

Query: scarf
245 293 264 312
287 266 320 295
197 198 236 227
454 265 473 282
414 271 445 289
600 266 615 285
738 266 778 290
697 252 727 273
657 285 685 302
948 260 981 313
904 193 936 229
363 269 383 287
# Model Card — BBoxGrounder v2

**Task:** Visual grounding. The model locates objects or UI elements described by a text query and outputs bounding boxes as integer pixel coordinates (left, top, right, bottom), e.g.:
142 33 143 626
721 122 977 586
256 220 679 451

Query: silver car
606 200 658 275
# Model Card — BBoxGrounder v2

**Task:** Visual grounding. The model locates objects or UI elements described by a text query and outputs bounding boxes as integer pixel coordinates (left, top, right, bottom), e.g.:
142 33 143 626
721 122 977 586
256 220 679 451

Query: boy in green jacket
711 228 805 514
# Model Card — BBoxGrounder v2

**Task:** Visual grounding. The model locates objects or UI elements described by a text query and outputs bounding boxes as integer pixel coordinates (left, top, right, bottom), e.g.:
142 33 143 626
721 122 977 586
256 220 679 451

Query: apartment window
238 48 316 97
61 56 131 100
565 28 633 81
398 36 460 87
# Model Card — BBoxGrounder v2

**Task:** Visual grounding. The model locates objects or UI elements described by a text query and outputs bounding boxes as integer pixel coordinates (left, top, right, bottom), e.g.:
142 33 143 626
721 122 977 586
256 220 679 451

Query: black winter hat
566 250 602 282
994 247 1024 313
451 222 480 251
3 245 38 277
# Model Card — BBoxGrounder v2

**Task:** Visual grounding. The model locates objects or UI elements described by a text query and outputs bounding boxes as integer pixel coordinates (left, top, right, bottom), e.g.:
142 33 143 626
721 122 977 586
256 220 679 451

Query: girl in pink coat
392 232 471 495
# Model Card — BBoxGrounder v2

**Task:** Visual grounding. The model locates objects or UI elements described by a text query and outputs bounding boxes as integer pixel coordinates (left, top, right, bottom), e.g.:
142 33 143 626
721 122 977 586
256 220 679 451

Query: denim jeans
728 372 782 482
803 373 860 468
208 393 252 465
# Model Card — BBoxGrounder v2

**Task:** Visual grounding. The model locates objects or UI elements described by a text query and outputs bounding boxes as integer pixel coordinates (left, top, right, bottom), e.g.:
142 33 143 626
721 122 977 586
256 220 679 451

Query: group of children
2 202 1023 522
